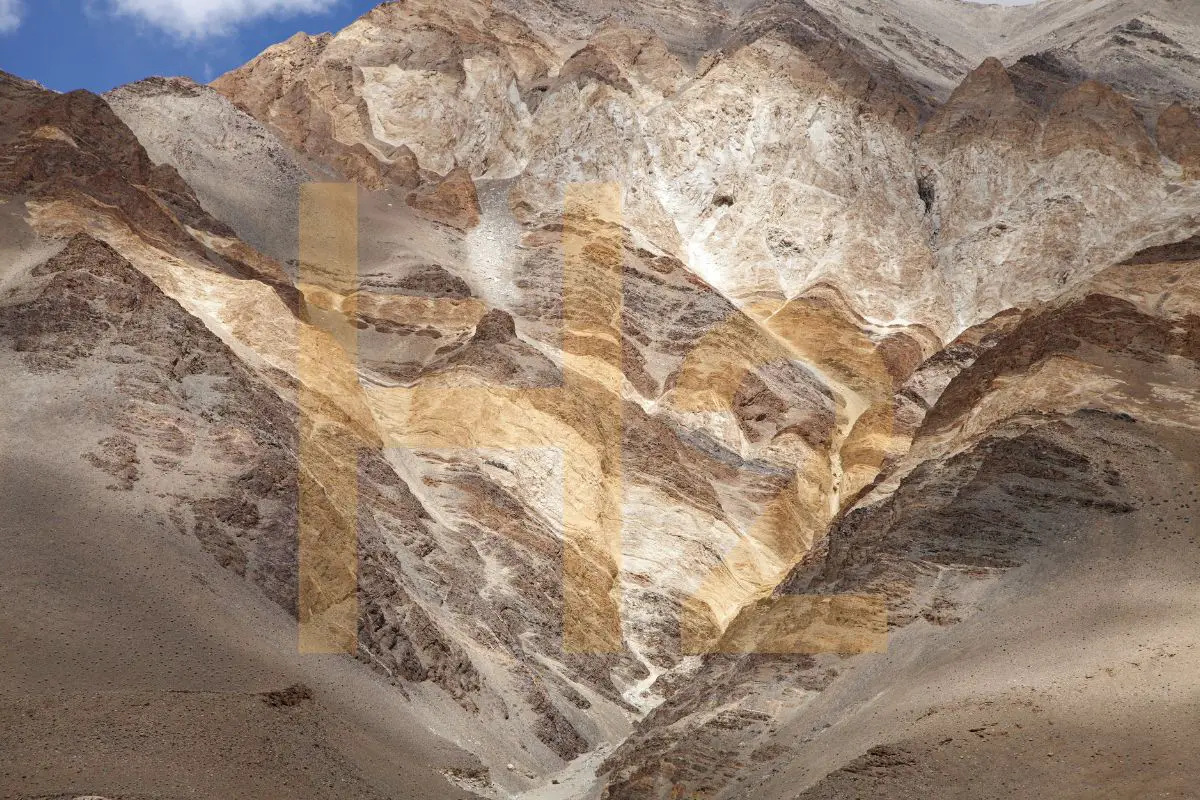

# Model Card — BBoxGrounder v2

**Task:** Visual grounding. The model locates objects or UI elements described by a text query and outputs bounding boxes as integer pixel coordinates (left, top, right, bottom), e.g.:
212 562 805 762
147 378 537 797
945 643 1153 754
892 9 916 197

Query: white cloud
106 0 339 39
0 0 23 34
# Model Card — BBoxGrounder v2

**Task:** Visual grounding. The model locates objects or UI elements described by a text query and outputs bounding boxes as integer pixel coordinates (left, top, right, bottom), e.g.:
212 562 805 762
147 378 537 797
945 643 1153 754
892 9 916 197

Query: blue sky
0 0 380 94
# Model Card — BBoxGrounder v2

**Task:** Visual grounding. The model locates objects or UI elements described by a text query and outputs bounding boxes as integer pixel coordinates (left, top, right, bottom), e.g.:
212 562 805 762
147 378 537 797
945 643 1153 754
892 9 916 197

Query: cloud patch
0 0 23 34
106 0 340 39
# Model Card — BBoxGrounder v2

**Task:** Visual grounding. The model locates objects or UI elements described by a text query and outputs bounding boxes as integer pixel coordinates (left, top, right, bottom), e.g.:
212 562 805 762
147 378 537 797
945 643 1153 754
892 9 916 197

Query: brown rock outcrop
921 57 1039 148
1043 79 1158 167
210 32 418 190
406 166 481 230
336 142 420 191
1157 101 1200 177
0 72 294 298
602 240 1200 797
0 73 230 255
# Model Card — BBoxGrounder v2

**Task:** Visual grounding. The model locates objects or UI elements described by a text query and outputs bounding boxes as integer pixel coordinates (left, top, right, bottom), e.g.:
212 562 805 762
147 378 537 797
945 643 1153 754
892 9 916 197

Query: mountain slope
1 0 1199 798
603 244 1200 798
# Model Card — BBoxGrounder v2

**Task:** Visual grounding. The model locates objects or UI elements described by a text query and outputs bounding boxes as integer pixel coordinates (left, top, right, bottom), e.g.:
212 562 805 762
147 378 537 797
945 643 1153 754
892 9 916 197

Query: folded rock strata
2 0 1200 797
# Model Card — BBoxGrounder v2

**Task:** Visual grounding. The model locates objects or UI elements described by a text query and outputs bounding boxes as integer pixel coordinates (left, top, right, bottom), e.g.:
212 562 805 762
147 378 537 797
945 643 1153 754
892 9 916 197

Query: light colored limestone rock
6 0 1200 796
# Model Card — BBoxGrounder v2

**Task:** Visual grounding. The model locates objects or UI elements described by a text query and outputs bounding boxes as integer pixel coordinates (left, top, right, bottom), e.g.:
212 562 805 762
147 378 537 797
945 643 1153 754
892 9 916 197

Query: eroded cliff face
605 246 1200 799
3 0 1200 797
206 0 1200 338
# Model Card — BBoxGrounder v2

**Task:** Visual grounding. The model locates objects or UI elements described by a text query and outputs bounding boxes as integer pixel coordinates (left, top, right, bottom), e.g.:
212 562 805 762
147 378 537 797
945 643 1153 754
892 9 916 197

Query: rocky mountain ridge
2 0 1199 797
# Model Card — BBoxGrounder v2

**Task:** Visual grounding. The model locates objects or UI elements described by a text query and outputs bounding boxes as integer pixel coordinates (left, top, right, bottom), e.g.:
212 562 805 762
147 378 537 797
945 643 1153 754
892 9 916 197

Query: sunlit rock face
209 0 1200 339
3 0 1200 797
918 62 1200 331
604 240 1200 799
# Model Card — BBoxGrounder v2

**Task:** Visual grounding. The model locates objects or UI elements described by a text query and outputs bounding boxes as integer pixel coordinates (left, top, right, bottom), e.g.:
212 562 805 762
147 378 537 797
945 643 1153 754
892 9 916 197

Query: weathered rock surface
602 242 1200 798
106 76 312 263
3 0 1200 798
406 166 482 230
0 228 481 798
1157 100 1200 178
209 0 1200 337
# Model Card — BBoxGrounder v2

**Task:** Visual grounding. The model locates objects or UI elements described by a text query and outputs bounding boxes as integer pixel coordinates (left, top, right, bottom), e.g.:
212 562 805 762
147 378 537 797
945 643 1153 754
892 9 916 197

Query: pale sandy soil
0 268 482 799
740 421 1200 799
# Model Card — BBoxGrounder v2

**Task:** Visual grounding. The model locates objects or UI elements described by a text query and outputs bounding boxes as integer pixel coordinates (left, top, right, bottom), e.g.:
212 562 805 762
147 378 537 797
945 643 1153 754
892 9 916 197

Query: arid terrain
1 0 1199 798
